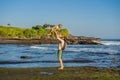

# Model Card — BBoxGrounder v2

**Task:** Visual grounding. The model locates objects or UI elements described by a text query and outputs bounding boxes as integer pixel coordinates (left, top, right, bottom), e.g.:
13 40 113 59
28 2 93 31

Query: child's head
58 24 62 28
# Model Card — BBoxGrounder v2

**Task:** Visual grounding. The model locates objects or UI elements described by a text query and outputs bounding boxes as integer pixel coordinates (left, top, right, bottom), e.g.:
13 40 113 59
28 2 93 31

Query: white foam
101 41 120 45
30 46 48 50
65 48 80 52
87 48 118 55
30 45 57 50
65 47 118 55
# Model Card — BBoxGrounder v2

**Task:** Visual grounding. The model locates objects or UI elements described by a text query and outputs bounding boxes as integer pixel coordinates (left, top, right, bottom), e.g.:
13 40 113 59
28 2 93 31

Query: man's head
58 24 62 28
60 37 67 41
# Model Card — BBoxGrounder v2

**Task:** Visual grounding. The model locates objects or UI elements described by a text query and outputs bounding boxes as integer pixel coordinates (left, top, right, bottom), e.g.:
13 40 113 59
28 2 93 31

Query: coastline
0 35 101 45
0 66 120 80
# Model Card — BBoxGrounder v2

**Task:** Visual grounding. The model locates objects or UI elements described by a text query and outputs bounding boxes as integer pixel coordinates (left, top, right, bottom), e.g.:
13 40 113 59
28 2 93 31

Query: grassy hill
0 25 69 38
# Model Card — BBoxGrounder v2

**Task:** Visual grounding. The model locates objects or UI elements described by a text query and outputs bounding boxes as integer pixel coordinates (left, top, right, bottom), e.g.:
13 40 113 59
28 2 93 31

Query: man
48 24 62 38
55 31 66 70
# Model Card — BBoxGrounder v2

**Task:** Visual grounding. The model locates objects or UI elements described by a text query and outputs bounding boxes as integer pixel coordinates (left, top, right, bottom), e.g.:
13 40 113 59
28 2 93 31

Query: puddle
40 71 55 75
75 71 80 74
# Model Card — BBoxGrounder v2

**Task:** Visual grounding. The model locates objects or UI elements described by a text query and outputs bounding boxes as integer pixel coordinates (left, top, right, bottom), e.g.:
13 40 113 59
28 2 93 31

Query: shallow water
0 39 120 68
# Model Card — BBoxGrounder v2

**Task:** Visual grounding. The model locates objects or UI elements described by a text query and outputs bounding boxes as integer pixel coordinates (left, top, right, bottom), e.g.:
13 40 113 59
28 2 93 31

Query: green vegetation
0 24 69 38
0 67 120 80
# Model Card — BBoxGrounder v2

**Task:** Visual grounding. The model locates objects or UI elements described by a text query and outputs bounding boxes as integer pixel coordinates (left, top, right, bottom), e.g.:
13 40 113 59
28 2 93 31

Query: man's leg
59 59 64 69
58 50 64 70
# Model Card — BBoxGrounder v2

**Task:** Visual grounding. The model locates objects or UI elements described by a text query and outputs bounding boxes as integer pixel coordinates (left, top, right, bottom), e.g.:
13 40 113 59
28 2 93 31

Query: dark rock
20 56 32 59
0 34 101 45
66 34 101 45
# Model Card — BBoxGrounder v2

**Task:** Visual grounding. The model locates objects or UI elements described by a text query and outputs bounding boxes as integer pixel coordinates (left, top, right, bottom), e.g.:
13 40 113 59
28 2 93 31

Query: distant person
48 24 62 38
55 31 67 70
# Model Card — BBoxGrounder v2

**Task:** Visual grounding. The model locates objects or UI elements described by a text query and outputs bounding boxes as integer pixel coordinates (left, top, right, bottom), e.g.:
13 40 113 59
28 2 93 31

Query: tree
32 25 43 30
43 24 50 29
7 24 11 27
0 30 6 37
0 25 69 38
50 24 55 28
23 29 33 38
60 28 69 37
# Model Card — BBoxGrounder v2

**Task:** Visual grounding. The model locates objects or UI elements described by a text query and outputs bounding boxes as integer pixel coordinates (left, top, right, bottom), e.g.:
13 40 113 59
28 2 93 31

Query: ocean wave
101 41 120 45
30 45 57 50
30 46 49 50
30 45 119 55
65 48 119 55
86 48 118 55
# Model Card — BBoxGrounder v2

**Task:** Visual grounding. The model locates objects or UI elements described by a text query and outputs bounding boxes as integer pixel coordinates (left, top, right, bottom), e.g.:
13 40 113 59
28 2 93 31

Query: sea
0 39 120 68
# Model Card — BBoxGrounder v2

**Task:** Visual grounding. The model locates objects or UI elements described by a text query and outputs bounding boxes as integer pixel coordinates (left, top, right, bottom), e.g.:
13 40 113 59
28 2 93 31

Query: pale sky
0 0 120 39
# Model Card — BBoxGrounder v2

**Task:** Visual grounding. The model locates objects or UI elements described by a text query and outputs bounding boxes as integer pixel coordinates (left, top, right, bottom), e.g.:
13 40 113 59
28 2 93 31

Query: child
47 24 62 38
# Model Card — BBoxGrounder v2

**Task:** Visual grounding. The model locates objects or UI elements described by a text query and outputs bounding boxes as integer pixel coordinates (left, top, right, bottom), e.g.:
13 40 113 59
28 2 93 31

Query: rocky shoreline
0 67 120 80
0 35 101 45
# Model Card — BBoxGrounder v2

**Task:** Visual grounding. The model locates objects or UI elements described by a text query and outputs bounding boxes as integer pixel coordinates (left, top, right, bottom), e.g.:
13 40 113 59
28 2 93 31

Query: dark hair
62 42 67 50
58 24 62 28
64 37 67 42
58 24 62 26
61 37 67 50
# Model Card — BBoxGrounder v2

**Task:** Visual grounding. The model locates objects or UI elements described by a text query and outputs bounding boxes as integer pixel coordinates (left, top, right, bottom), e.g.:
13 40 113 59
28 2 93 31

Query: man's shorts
57 50 63 60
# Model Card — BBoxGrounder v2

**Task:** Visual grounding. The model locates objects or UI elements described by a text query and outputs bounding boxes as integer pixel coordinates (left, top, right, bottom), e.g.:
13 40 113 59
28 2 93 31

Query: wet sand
0 60 94 64
0 66 120 80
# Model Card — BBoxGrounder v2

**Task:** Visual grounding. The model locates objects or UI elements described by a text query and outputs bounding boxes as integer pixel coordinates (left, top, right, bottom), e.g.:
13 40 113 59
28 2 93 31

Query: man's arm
55 32 64 44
